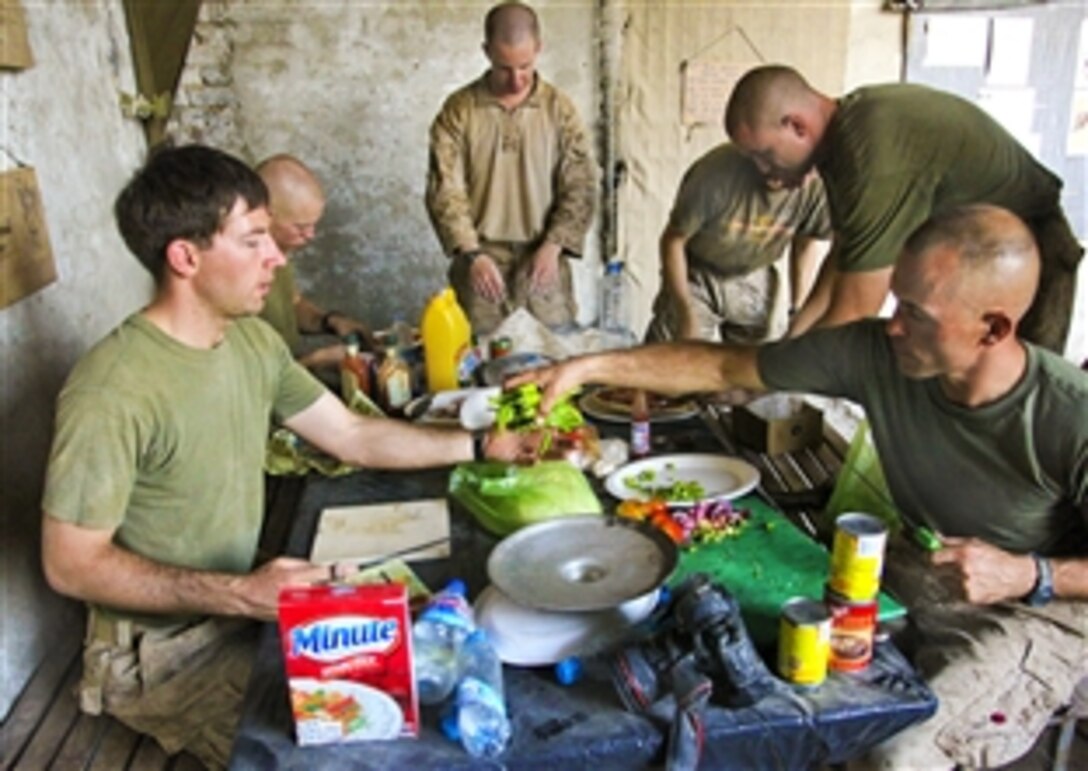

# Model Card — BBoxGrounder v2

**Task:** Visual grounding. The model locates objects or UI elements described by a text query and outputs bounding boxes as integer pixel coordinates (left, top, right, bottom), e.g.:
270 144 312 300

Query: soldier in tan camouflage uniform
425 1 598 335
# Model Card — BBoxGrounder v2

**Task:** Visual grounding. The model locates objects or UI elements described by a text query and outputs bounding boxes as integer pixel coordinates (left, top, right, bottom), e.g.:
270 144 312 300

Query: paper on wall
986 17 1033 86
923 16 988 69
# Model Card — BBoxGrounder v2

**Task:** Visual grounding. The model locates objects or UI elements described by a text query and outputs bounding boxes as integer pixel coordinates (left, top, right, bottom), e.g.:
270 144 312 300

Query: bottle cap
554 656 584 686
440 709 461 742
445 578 467 596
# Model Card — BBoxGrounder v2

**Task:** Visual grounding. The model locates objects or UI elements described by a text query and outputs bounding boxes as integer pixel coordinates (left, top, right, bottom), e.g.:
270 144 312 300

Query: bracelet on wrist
459 249 483 264
471 431 487 462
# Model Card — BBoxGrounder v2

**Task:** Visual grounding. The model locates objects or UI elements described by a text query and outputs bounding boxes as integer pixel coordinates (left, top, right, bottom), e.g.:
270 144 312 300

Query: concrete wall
0 2 151 717
169 0 603 332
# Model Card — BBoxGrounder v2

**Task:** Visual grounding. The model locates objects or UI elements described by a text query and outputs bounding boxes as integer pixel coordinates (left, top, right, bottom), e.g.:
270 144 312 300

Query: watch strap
1024 553 1055 607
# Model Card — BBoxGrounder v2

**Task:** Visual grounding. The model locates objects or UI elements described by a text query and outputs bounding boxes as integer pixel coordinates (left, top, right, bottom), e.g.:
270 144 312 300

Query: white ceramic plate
474 584 661 666
458 386 501 431
578 388 699 424
289 677 404 741
605 453 760 506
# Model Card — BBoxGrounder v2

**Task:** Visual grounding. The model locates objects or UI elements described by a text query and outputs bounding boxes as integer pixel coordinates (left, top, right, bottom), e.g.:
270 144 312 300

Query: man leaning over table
256 153 377 371
725 64 1083 354
645 143 830 345
425 0 598 335
512 204 1088 770
40 144 537 770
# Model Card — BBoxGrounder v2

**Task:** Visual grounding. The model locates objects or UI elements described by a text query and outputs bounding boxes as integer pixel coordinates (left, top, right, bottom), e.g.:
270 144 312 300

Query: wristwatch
458 248 483 264
471 431 487 462
1024 553 1055 607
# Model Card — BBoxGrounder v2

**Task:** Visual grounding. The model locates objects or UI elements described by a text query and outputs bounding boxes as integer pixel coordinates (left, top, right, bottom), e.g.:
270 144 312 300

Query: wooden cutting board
310 498 451 565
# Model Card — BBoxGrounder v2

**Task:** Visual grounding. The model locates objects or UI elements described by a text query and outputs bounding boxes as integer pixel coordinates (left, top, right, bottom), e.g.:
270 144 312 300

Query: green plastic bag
821 420 901 539
449 461 603 536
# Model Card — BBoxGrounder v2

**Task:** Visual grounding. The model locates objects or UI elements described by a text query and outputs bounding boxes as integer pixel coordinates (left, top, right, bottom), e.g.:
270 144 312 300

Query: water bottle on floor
411 579 475 705
453 629 511 758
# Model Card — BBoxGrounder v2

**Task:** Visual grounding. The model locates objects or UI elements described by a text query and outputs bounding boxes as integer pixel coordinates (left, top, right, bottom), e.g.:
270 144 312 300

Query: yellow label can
777 597 831 687
829 512 887 601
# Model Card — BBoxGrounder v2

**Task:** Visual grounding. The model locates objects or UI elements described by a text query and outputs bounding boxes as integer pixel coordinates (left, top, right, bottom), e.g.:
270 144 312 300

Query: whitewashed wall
0 1 151 717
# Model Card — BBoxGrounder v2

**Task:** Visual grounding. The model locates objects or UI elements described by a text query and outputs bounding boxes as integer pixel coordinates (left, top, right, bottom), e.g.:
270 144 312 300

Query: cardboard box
733 395 823 455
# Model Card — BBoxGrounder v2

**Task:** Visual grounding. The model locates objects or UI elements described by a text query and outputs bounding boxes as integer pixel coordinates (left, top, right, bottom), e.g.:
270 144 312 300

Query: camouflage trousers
643 260 788 345
79 609 257 770
863 539 1088 769
448 241 577 336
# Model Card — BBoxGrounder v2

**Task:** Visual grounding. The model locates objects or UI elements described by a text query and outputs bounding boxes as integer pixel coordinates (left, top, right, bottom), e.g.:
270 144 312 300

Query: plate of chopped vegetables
605 453 760 506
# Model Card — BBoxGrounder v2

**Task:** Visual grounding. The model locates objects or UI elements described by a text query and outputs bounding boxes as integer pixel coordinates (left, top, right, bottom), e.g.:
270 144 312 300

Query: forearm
660 230 695 332
43 521 255 618
789 236 830 311
336 418 474 469
294 295 327 335
789 248 837 336
1051 557 1088 600
568 342 765 396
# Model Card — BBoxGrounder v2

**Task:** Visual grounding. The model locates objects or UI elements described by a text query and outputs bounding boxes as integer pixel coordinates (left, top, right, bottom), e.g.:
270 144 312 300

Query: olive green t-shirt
258 262 302 355
757 321 1088 555
669 143 831 277
821 84 1064 272
43 314 326 620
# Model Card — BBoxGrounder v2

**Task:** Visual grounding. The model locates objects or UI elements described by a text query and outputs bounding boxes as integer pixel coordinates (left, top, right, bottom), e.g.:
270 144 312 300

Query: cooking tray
487 515 678 611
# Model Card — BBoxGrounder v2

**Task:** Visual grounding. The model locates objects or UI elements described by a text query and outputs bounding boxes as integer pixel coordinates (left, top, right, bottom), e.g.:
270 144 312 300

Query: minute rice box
278 583 419 745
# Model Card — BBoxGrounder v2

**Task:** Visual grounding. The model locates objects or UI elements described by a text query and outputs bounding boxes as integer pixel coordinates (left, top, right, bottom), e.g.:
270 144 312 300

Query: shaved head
903 204 1040 322
725 65 815 137
485 2 539 47
255 154 325 252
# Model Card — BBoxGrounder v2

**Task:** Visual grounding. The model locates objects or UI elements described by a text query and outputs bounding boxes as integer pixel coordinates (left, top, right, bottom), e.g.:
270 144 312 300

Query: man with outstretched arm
41 144 535 769
512 204 1087 769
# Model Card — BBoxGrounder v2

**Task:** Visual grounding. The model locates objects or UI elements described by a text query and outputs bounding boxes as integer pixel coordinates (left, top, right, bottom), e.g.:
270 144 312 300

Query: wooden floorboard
86 718 142 771
0 634 81 770
11 661 81 770
52 711 111 771
127 735 170 771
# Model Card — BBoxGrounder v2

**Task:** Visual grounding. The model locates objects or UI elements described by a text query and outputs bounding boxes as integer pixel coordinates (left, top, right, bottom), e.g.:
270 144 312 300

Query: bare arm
790 257 892 336
788 235 830 313
508 341 767 413
933 536 1088 604
285 391 538 467
659 228 698 339
41 515 328 621
294 294 376 350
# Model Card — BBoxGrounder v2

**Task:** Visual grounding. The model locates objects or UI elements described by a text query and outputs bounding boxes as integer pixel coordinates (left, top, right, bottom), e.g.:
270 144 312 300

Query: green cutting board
669 494 904 649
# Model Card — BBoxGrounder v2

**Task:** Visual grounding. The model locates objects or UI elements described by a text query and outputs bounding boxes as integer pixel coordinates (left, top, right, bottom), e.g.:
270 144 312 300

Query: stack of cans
825 512 886 673
777 512 887 687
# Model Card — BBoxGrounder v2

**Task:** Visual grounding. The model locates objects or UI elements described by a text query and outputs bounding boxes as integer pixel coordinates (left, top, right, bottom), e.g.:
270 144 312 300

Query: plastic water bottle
599 260 629 335
411 579 475 705
453 630 511 758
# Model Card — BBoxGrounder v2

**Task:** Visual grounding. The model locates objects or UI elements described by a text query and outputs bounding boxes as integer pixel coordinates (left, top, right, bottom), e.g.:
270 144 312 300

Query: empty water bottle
599 260 629 335
454 629 511 758
411 579 475 705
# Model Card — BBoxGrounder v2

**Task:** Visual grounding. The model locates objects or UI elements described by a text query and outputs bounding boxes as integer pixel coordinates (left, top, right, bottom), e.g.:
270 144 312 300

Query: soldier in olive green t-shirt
645 144 831 344
512 205 1087 769
726 65 1083 354
39 145 536 769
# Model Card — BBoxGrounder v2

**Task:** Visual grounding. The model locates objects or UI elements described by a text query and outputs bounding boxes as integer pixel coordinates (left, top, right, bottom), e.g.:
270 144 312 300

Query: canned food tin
828 512 887 600
489 336 513 360
777 597 831 686
825 587 878 672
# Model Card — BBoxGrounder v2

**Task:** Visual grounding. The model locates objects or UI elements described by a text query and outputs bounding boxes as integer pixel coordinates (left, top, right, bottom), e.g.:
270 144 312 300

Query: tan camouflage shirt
425 73 597 258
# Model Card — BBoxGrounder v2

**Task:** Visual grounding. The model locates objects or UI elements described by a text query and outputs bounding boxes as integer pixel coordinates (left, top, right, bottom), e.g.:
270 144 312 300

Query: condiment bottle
377 345 413 413
340 332 371 401
421 287 473 392
630 389 651 457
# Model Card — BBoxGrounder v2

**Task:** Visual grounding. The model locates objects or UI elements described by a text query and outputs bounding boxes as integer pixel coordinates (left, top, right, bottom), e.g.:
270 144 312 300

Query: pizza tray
486 515 678 611
579 388 699 424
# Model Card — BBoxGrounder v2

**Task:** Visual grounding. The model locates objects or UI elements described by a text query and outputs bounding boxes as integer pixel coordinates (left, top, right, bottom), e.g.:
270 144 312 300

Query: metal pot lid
486 515 678 611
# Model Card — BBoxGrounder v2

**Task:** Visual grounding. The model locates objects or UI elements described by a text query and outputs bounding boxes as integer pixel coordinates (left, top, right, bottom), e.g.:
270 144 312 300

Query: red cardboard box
279 583 418 744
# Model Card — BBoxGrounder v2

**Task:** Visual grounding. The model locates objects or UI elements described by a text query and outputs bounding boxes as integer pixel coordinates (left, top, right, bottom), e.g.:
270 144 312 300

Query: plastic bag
449 461 603 536
820 420 901 539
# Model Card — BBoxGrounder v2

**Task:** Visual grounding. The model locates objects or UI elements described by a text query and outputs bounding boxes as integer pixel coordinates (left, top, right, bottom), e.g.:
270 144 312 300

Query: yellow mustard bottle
421 287 473 392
